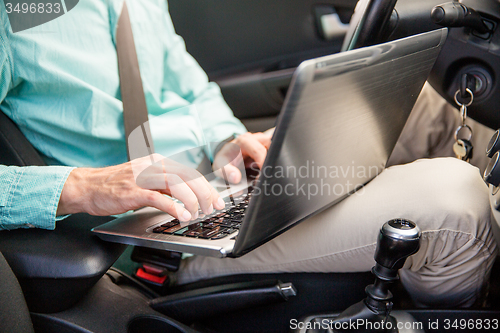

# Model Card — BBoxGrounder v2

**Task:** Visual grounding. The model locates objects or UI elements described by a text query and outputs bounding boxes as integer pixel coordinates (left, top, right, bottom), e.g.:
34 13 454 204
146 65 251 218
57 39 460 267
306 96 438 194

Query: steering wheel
341 0 398 51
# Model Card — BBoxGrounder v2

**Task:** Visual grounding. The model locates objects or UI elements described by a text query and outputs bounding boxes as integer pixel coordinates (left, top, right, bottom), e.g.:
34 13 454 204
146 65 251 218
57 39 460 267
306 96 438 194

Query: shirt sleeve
0 23 74 230
160 2 247 159
0 166 75 230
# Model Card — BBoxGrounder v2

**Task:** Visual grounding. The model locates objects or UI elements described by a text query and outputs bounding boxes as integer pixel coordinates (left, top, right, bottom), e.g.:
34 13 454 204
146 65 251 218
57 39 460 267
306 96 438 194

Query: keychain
453 77 475 162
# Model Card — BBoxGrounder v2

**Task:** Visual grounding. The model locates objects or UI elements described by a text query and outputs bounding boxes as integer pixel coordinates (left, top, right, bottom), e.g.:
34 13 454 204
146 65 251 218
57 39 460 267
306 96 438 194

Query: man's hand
213 131 273 184
57 154 225 221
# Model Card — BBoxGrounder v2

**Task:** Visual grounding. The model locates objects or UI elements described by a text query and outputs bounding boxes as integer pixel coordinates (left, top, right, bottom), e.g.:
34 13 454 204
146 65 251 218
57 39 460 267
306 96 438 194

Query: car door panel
168 0 358 131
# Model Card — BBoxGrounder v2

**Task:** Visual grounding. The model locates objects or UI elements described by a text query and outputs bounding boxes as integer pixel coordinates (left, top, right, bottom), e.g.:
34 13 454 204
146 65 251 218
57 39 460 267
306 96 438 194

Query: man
0 0 496 308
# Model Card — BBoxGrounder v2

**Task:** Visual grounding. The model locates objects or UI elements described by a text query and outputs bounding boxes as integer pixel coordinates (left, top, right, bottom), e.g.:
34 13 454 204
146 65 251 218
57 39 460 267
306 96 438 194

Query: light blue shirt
0 0 247 230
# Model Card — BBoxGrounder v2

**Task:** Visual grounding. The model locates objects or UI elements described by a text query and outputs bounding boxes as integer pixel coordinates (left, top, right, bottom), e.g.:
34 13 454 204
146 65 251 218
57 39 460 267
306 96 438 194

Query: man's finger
165 173 200 218
221 163 242 184
237 135 267 168
213 143 243 177
142 190 192 222
167 165 219 215
251 132 272 149
263 127 275 137
134 160 167 190
209 182 225 210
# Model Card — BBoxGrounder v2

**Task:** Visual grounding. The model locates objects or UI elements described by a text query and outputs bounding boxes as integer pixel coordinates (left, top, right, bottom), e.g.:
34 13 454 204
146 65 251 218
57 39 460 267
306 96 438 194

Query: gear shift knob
375 219 421 272
330 219 422 331
366 219 421 312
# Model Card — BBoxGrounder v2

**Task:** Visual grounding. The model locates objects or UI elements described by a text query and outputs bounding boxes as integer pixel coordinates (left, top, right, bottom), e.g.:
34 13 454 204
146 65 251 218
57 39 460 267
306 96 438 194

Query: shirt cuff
0 166 75 230
208 134 237 162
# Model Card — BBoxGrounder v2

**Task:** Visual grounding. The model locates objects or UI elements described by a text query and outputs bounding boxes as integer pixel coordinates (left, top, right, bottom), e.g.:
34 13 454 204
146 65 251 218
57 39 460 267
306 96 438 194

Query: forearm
56 167 93 216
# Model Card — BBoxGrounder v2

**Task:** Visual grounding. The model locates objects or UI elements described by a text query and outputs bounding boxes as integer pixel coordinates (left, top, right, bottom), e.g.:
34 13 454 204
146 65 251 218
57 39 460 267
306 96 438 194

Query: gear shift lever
366 219 421 313
331 219 421 332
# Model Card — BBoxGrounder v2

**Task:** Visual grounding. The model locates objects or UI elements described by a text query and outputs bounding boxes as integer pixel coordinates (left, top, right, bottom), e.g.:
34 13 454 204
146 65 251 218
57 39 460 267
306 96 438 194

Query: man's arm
0 154 225 230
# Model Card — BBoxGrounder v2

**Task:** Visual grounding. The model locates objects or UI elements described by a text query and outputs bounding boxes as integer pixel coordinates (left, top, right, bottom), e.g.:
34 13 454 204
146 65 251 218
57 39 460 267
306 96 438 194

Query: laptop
92 28 448 258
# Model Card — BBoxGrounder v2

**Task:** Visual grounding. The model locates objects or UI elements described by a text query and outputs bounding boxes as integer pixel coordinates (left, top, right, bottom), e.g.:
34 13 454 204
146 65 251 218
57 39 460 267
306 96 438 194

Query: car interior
1 0 500 332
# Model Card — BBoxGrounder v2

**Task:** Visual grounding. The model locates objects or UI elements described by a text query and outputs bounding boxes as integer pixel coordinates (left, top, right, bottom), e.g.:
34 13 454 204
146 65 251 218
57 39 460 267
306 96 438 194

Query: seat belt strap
115 4 183 270
116 2 154 160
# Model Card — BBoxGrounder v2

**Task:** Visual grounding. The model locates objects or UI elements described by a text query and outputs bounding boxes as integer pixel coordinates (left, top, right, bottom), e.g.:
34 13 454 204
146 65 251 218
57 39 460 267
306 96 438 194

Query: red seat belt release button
136 267 167 285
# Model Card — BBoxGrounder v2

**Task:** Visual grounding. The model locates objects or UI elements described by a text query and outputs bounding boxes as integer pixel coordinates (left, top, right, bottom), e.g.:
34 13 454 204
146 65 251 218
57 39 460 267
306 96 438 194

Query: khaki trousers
176 84 498 307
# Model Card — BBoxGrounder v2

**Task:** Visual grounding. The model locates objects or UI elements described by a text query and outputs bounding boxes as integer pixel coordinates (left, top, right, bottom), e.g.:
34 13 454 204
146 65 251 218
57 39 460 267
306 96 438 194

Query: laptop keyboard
151 186 254 240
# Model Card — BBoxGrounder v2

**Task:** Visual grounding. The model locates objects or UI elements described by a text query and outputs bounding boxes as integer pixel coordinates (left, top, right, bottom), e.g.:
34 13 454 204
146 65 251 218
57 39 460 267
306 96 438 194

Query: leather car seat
0 252 34 333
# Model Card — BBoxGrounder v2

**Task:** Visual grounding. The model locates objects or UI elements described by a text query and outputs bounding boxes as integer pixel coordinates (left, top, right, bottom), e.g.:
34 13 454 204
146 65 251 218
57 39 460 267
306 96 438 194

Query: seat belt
115 2 222 174
115 3 182 278
116 2 154 160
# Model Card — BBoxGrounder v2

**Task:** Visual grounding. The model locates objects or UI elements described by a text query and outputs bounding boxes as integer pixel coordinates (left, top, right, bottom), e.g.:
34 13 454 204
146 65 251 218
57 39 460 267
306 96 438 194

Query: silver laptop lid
232 28 448 256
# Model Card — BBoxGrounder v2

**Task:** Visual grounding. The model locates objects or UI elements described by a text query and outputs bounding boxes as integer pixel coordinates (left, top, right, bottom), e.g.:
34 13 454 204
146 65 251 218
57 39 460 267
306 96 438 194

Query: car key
453 85 474 163
453 139 473 162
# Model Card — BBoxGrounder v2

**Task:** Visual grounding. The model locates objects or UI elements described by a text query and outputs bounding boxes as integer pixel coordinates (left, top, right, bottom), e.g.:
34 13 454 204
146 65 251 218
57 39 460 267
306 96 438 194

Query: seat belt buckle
130 246 181 292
